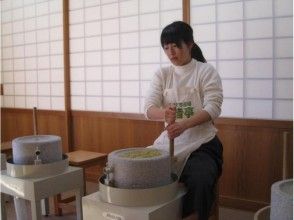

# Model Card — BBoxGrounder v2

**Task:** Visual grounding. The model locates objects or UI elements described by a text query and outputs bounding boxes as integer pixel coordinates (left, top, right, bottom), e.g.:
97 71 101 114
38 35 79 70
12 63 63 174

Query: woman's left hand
166 121 187 139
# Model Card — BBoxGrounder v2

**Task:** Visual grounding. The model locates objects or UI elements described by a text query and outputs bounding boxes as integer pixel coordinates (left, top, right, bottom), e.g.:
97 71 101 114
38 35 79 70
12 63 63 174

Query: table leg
14 197 30 220
31 200 42 220
75 188 84 220
53 194 63 216
82 168 86 195
1 193 7 220
41 198 49 216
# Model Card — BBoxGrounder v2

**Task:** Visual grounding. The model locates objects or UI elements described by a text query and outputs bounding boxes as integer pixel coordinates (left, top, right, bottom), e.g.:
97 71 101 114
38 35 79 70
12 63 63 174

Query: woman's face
163 41 192 66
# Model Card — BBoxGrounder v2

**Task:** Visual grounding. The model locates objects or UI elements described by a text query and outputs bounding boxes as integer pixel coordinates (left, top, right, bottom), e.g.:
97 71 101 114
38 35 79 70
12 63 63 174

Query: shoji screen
1 0 64 110
191 0 293 120
69 0 182 113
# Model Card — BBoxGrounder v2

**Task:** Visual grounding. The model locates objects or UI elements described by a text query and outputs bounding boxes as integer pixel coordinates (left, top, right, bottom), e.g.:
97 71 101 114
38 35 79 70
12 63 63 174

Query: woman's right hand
164 105 176 125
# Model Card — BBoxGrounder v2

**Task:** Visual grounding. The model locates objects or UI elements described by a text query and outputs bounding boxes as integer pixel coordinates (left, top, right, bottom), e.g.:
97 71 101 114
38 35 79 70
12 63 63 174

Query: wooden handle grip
169 139 174 161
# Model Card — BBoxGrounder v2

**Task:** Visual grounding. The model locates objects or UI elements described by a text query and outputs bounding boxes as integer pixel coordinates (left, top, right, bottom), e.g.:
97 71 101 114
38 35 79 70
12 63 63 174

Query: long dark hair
160 21 206 63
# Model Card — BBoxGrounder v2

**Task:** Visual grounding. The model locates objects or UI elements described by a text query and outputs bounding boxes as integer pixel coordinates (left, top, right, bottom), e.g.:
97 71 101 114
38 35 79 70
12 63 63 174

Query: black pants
179 136 223 220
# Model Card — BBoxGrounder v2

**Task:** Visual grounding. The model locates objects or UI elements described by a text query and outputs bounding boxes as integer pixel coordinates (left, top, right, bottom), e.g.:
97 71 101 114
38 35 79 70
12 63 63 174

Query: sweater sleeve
201 65 223 120
143 69 165 119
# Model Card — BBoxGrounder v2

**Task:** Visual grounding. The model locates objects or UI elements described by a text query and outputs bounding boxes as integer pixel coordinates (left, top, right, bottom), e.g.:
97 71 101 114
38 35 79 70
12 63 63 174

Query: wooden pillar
63 0 72 152
183 0 190 24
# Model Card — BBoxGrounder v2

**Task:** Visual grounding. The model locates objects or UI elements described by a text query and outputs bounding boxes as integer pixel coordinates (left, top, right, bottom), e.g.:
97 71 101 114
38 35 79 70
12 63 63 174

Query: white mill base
82 186 186 220
13 197 49 220
1 166 84 220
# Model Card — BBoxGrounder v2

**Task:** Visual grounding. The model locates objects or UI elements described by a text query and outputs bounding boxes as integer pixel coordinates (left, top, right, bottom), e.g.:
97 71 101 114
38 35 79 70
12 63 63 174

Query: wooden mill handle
33 107 38 135
169 138 174 162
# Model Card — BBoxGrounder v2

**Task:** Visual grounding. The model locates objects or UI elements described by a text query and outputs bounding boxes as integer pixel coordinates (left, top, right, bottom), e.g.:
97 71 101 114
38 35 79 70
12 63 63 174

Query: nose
167 47 175 57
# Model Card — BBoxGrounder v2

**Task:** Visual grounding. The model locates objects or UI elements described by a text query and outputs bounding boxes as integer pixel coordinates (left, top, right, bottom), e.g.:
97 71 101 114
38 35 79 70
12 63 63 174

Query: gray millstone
12 135 62 165
108 148 171 189
270 179 293 220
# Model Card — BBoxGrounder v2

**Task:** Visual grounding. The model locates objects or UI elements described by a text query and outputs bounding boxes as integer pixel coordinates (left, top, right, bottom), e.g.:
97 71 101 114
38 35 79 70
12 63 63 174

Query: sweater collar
173 59 196 75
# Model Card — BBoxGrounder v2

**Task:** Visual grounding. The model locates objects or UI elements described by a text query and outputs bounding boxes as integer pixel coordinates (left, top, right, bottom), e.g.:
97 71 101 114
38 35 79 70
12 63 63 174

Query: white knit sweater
144 58 223 120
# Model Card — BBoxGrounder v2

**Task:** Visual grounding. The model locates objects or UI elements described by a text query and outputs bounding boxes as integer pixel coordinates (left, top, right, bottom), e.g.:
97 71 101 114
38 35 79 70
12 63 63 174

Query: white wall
191 0 293 120
68 0 182 112
1 0 64 110
1 0 293 120
0 0 2 107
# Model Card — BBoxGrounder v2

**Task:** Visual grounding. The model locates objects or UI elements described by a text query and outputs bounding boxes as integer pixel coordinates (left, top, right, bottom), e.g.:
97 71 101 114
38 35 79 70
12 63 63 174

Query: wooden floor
4 182 255 220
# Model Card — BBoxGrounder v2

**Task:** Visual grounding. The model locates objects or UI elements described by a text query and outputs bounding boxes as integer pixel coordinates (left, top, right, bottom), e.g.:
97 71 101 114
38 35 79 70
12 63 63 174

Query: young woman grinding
144 21 223 220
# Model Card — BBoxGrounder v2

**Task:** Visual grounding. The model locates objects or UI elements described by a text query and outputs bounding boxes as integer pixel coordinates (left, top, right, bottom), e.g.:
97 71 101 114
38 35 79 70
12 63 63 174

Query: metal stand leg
75 188 84 220
31 200 42 220
14 197 30 220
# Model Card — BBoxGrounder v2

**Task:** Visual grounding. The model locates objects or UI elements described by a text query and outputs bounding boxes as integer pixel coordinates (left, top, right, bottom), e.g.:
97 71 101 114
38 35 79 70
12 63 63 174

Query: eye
163 45 170 50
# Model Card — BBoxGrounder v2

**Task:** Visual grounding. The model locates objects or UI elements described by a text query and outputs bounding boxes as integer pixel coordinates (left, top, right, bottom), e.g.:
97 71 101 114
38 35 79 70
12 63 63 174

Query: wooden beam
183 0 190 24
63 0 72 152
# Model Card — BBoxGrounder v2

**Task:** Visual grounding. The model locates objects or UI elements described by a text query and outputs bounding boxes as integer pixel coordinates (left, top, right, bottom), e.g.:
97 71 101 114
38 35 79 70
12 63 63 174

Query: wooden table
67 150 107 191
67 150 107 166
1 141 12 154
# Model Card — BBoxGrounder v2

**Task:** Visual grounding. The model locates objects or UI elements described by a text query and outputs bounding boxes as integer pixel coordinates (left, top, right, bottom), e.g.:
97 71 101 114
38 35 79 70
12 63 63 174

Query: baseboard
220 195 269 212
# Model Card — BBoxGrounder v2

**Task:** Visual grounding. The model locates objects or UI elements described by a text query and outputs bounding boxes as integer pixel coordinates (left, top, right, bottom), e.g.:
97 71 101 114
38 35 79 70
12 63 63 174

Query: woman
144 21 223 220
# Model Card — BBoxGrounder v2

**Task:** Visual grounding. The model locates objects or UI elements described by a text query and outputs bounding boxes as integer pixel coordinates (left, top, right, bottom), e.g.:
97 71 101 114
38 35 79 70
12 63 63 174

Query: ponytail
191 43 206 63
